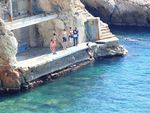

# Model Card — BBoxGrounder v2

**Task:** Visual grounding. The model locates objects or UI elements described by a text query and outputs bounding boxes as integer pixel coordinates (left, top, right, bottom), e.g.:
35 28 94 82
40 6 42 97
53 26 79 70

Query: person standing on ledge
73 27 79 46
62 29 67 50
68 27 73 47
50 33 57 54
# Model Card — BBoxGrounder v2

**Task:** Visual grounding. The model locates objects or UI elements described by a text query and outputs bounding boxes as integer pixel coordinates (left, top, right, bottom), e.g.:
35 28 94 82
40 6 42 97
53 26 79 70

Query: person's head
86 43 89 46
75 27 77 30
69 27 72 30
64 29 66 31
53 33 56 36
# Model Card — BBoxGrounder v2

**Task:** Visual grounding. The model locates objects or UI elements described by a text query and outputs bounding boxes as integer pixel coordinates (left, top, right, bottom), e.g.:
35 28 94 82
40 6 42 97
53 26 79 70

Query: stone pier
16 43 96 84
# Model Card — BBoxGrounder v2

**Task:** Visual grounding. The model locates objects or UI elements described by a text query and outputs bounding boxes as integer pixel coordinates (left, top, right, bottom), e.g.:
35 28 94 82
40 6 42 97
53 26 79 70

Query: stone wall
22 46 94 83
13 0 29 16
85 19 99 42
13 25 39 53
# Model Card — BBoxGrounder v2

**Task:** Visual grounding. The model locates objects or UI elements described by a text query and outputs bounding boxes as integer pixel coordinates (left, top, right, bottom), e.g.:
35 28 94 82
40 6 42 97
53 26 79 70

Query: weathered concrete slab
95 37 128 57
5 13 57 30
96 37 119 47
96 37 119 43
16 42 96 82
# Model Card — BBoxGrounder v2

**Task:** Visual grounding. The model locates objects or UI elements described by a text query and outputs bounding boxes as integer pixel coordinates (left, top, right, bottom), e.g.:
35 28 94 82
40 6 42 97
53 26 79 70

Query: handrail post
9 0 13 22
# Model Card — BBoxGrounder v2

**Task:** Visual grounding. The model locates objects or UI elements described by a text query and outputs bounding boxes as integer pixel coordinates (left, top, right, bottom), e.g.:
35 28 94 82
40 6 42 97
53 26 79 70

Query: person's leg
73 37 75 46
62 42 66 50
64 42 67 49
71 37 74 46
50 45 52 52
53 46 56 54
50 47 52 52
76 36 78 45
75 37 77 46
62 42 65 49
52 46 55 54
68 36 71 47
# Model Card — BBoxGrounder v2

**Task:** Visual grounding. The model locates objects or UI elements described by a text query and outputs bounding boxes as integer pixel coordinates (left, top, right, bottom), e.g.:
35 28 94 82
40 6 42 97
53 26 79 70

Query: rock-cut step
100 28 110 31
101 30 111 34
96 37 119 44
100 26 109 30
100 32 113 37
100 34 116 39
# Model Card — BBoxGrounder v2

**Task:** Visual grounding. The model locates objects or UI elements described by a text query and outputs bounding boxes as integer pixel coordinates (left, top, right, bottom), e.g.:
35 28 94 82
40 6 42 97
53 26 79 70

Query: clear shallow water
0 26 150 113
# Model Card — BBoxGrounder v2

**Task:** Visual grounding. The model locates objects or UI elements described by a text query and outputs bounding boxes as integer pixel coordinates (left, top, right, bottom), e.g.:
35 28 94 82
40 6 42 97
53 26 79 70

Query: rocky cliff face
37 0 71 12
0 19 18 67
0 0 127 91
0 18 21 90
82 0 150 26
36 0 90 47
35 0 75 47
0 0 87 90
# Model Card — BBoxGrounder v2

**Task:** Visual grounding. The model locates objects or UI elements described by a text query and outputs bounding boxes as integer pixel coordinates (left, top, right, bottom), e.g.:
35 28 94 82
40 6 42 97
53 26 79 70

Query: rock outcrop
36 0 94 47
0 18 21 90
82 0 150 26
0 0 128 91
0 19 18 66
96 45 128 57
35 0 75 47
95 37 128 57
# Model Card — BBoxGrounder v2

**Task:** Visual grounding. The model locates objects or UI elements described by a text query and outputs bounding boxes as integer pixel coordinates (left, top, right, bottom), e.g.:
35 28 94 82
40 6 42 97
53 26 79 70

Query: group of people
50 27 79 54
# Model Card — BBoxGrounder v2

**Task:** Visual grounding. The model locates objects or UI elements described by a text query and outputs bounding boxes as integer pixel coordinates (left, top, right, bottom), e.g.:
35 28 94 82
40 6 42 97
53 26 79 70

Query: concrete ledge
5 13 58 30
96 37 119 47
17 42 96 83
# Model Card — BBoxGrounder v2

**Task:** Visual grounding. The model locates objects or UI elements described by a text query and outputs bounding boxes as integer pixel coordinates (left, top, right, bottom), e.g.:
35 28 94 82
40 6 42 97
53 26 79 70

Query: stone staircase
100 25 116 39
71 0 117 41
71 0 94 19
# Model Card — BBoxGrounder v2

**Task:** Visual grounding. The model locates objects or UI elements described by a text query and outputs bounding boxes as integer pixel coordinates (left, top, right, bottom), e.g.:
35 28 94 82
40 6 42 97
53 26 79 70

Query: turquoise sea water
0 26 150 113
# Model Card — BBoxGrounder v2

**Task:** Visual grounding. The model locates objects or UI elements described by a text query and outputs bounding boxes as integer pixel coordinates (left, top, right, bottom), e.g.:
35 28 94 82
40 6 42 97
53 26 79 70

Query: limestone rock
82 0 150 26
0 69 21 90
0 18 20 90
37 0 71 13
96 44 128 57
36 0 75 47
0 18 18 66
